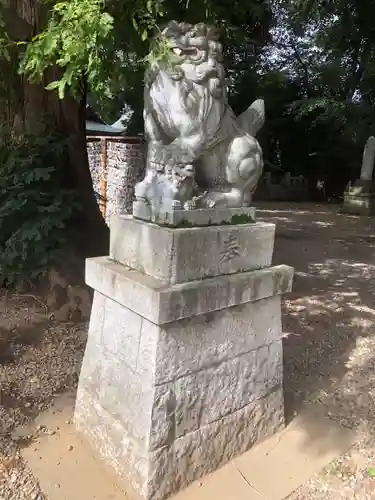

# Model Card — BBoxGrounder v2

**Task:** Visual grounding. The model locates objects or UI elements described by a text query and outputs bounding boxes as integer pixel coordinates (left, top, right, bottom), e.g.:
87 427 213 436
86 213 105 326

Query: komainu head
160 20 223 66
146 20 225 99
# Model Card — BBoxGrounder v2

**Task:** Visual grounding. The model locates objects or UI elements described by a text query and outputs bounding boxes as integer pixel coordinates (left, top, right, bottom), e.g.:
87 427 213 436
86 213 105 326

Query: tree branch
289 40 312 95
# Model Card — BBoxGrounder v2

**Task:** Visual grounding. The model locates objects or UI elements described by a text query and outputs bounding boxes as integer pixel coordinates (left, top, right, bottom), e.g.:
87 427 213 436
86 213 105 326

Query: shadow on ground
0 290 87 450
258 202 375 439
2 201 375 496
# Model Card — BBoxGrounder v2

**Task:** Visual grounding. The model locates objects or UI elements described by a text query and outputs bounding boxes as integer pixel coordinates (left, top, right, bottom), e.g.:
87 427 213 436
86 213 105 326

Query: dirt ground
258 202 375 499
2 201 375 499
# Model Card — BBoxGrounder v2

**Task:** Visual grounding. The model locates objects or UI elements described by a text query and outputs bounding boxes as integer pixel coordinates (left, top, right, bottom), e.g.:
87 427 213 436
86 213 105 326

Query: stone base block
75 386 283 500
132 201 256 227
85 256 293 324
75 255 293 500
110 215 275 284
76 216 293 500
342 179 375 215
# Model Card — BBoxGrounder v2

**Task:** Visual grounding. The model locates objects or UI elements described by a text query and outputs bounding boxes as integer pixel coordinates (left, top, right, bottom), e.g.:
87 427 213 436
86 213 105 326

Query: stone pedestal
74 213 294 500
342 179 375 215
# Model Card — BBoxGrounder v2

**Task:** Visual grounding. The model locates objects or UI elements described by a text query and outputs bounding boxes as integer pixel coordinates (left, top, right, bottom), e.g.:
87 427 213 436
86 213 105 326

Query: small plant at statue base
0 130 80 287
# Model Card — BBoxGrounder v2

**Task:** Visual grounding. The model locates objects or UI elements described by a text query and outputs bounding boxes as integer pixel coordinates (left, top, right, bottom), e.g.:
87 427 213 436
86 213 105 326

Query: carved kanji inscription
220 233 240 263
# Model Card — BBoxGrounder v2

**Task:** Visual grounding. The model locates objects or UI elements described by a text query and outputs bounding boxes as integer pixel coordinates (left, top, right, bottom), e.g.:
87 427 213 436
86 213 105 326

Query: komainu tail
236 98 265 137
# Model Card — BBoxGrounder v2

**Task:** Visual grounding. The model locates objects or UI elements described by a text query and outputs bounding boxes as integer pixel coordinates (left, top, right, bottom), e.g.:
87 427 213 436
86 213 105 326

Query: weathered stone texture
132 204 256 227
101 298 142 371
75 217 294 500
110 215 275 284
147 388 284 500
75 389 150 499
76 286 287 500
76 385 283 500
154 296 282 383
85 256 293 324
87 139 146 223
342 179 375 216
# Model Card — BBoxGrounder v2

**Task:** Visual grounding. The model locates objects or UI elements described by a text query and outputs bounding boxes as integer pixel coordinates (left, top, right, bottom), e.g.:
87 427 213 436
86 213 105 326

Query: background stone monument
342 136 375 215
74 20 294 500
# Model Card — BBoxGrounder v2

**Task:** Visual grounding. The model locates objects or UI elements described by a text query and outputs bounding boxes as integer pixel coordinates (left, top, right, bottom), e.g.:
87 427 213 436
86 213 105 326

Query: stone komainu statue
135 20 265 216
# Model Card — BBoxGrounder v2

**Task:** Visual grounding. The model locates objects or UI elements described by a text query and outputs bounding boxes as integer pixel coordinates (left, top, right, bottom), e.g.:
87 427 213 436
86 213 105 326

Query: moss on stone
230 213 255 225
157 212 256 228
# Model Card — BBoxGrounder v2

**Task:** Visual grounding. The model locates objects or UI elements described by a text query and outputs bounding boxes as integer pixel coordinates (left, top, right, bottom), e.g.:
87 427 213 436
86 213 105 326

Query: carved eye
190 30 197 37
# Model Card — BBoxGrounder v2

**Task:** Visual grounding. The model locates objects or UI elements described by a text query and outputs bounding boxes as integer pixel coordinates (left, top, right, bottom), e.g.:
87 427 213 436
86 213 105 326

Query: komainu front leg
200 188 245 208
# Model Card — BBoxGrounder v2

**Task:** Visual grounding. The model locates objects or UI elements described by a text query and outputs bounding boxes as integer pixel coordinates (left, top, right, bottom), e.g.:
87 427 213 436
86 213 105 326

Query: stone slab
163 346 281 438
234 403 356 500
75 387 284 500
78 289 284 451
346 178 375 193
85 256 294 324
342 179 375 215
75 284 286 500
20 394 262 500
155 297 283 384
81 336 282 450
132 201 256 227
110 215 275 284
21 398 264 500
21 394 355 500
342 195 375 215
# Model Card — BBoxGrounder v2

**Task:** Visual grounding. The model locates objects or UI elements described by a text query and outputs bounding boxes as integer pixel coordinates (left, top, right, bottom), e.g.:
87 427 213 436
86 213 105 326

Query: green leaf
45 81 60 91
0 130 81 286
368 468 375 477
58 79 66 99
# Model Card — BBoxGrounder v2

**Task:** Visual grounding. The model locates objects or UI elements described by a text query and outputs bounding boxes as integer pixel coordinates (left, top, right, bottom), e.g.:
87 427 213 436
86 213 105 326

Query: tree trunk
3 0 109 257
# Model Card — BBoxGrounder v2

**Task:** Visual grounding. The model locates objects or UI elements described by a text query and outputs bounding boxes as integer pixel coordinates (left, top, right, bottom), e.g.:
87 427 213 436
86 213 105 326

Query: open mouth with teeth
171 46 199 57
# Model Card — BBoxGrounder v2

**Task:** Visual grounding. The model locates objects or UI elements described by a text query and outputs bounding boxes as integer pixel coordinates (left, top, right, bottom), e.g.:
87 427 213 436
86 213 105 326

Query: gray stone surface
342 179 375 215
75 388 149 499
110 215 275 284
342 138 375 216
360 136 375 181
137 21 265 214
154 296 282 384
147 388 284 500
133 202 256 227
85 256 293 324
76 281 286 500
76 211 293 500
76 385 283 500
171 346 273 434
